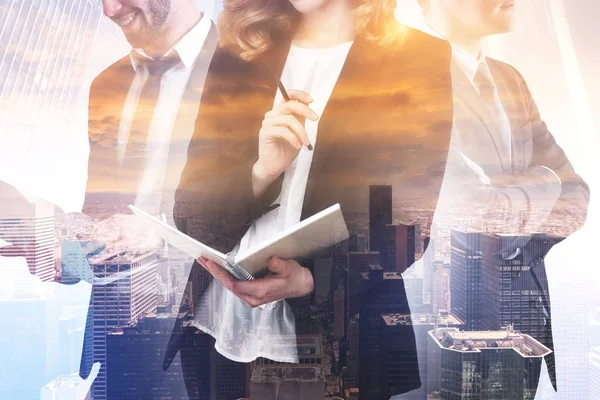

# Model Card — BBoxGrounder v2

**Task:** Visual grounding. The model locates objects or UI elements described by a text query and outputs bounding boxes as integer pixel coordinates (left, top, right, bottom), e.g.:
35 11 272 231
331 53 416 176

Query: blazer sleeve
489 67 590 238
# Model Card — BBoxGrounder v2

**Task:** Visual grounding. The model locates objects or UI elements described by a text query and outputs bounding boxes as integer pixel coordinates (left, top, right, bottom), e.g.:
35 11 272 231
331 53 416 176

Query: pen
277 79 313 151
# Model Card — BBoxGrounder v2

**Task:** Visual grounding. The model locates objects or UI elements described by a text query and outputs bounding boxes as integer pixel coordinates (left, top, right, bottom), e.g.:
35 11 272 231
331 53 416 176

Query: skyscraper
60 241 105 284
333 285 345 340
450 230 483 330
0 0 128 211
382 223 419 273
249 334 324 399
346 251 380 331
428 327 551 399
0 263 59 399
41 374 92 400
379 312 463 399
106 313 211 400
589 348 600 399
369 185 392 262
0 195 55 282
90 251 159 400
481 233 563 349
210 348 247 400
358 267 413 399
431 261 450 315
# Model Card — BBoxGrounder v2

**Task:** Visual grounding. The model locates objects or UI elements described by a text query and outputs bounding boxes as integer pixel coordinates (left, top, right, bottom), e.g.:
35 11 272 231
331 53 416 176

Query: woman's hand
252 89 319 198
197 255 314 308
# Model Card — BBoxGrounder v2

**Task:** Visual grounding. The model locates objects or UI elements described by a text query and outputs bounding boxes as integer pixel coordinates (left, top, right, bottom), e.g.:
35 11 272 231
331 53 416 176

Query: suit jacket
77 24 218 380
83 24 218 217
167 24 455 397
447 56 590 391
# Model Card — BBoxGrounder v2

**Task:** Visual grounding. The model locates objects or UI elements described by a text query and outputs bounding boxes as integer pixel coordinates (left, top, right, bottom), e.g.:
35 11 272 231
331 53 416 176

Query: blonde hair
217 0 403 61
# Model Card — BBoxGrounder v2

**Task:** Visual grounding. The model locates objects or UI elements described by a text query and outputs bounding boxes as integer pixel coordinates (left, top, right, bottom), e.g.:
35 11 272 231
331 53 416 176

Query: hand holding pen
252 80 318 198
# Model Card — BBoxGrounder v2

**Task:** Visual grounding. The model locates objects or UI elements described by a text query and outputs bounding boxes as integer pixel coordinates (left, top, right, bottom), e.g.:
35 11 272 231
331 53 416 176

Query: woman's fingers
265 115 311 147
198 257 275 307
274 100 319 121
286 89 313 104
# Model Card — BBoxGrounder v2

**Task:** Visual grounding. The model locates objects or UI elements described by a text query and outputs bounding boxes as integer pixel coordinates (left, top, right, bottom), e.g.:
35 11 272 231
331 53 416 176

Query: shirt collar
129 13 212 71
421 23 488 86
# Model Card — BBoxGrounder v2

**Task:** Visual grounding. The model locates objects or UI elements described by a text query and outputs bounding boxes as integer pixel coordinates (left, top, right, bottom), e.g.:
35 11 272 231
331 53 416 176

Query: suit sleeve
489 67 590 237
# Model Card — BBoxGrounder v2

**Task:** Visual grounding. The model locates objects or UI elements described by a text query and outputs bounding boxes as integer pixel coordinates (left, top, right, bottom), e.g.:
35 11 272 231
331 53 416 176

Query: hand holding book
198 255 314 308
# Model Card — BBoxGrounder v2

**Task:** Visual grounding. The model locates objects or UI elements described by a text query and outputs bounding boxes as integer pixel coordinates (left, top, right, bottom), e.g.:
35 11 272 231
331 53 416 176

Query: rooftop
360 271 403 280
250 365 324 384
41 374 86 390
90 250 156 265
382 312 463 327
429 327 552 357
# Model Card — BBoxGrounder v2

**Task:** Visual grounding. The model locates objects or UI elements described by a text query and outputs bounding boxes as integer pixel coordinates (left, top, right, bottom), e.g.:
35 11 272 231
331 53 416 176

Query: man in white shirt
415 0 590 398
78 1 218 398
84 0 216 222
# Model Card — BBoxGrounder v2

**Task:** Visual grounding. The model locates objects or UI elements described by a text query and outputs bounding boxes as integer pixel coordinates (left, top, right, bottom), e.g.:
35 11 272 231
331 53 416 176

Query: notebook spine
226 252 254 281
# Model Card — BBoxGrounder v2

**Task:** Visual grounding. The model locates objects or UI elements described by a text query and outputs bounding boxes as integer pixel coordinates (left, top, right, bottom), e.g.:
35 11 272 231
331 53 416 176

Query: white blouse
192 41 353 363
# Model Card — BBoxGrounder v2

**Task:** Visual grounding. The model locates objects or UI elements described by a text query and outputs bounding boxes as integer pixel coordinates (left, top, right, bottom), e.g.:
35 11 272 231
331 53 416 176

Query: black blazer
166 24 455 397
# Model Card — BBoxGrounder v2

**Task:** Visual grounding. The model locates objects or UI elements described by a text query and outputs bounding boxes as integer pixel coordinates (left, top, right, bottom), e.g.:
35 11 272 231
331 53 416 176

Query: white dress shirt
117 14 212 215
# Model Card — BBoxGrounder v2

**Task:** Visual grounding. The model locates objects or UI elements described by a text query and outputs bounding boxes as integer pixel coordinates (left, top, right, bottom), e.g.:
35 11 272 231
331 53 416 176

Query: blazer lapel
300 37 375 219
162 24 219 212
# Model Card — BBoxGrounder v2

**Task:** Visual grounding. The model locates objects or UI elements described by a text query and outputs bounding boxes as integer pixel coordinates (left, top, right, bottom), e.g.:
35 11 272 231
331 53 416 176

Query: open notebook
129 204 349 280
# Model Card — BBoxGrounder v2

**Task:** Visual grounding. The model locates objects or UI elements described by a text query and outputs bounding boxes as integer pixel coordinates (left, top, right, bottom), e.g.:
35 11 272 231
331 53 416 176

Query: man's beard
147 0 171 29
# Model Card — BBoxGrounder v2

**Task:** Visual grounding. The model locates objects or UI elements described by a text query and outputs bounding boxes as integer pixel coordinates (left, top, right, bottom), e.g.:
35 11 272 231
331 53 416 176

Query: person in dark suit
417 0 590 395
164 0 455 397
79 1 218 397
85 0 217 221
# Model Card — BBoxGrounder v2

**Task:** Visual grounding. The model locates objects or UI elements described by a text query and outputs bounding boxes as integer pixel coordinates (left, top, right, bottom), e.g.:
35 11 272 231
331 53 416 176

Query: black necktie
119 54 181 203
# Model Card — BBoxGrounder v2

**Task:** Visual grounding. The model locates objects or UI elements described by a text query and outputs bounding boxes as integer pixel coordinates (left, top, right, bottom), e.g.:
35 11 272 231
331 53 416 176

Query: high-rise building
379 312 463 399
423 237 434 303
0 195 55 282
210 348 247 400
249 334 324 399
106 313 211 400
249 366 324 400
450 230 483 330
432 261 450 315
333 285 345 340
428 327 551 399
0 263 59 399
60 241 105 284
349 234 367 253
40 374 92 400
313 257 332 304
382 224 419 273
589 348 600 399
347 317 360 379
481 233 563 350
346 251 380 335
358 267 412 399
0 0 129 211
369 185 392 262
90 251 159 400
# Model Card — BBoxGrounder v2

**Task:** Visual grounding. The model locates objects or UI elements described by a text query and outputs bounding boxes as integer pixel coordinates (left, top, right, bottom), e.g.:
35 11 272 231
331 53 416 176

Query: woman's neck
292 0 356 48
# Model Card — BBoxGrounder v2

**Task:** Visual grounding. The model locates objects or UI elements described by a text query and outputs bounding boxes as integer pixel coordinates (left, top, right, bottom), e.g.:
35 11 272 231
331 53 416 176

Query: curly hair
217 0 403 60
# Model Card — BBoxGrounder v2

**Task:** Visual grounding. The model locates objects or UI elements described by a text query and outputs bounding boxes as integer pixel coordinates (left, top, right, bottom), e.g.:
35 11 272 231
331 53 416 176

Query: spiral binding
226 252 254 281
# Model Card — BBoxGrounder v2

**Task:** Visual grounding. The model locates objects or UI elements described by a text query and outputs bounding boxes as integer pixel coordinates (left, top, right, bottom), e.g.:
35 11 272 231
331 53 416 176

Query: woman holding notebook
170 0 454 390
